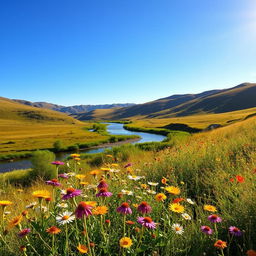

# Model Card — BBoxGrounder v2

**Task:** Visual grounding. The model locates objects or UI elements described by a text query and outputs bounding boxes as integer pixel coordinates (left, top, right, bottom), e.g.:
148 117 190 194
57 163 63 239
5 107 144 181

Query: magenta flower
124 163 132 168
58 173 69 179
229 226 243 236
46 179 61 187
200 225 213 235
62 188 82 200
137 201 152 214
97 180 108 189
116 202 132 215
208 214 222 223
51 161 65 166
96 188 112 197
18 228 31 238
75 202 92 219
137 217 156 229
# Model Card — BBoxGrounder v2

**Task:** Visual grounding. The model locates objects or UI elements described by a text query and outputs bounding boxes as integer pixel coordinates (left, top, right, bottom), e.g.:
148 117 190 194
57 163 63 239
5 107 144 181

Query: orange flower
214 240 227 249
77 244 88 254
155 193 167 202
161 177 168 185
46 226 61 235
173 198 184 203
126 220 135 225
236 175 244 183
32 190 50 199
92 206 108 215
204 205 217 212
247 250 256 256
8 215 23 229
164 186 180 195
0 201 13 207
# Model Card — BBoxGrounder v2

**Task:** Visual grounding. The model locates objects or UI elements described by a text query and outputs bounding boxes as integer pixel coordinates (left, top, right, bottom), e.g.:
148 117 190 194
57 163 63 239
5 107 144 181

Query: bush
53 140 63 152
30 150 56 180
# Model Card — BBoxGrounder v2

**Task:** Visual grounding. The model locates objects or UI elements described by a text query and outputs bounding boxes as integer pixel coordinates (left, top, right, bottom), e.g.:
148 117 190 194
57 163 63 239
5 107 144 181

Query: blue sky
0 0 256 105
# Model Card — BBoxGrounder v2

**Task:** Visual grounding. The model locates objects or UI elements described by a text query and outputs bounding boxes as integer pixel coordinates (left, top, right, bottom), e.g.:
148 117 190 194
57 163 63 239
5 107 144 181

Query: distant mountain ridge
75 82 256 120
13 100 135 115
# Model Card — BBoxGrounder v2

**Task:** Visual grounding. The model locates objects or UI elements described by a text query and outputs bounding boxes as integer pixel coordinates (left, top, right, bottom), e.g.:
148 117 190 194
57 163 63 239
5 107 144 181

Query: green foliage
30 150 56 180
53 140 63 152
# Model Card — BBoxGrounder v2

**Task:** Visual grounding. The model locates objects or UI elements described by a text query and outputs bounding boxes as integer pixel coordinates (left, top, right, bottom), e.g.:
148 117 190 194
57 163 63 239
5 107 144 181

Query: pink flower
75 202 92 219
62 188 82 200
200 226 213 235
96 188 112 197
18 228 31 238
137 201 152 214
51 161 65 166
229 226 242 236
137 217 156 229
46 179 61 187
58 173 69 179
97 180 108 189
208 214 222 223
116 202 132 215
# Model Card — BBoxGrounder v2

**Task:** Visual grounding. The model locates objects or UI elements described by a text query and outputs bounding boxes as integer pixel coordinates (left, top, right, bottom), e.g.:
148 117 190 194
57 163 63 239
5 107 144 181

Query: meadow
0 116 256 255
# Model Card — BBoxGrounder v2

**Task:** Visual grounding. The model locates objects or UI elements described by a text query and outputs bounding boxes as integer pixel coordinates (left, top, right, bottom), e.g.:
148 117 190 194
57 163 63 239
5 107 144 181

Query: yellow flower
140 184 148 189
0 201 13 207
74 158 81 161
8 215 23 229
32 190 50 199
111 163 118 167
92 206 108 215
101 167 110 172
155 193 167 202
119 237 133 248
70 153 80 158
84 201 97 207
204 205 217 212
169 203 185 213
89 170 100 176
77 244 88 254
106 154 113 158
165 186 180 195
80 181 89 186
75 174 86 180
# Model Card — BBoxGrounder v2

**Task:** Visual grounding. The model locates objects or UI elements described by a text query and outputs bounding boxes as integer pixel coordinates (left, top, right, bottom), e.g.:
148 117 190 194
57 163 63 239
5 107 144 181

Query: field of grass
0 116 256 255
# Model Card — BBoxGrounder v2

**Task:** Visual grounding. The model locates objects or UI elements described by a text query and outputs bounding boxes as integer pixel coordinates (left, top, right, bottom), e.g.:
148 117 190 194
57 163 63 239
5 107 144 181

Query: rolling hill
75 82 256 120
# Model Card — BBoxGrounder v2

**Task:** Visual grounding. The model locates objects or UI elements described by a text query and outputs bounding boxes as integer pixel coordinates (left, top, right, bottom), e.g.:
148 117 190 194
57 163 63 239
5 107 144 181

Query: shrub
53 140 63 152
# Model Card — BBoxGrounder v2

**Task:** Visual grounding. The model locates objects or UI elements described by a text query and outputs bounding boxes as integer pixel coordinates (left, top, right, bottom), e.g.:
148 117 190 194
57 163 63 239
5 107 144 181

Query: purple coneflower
58 173 69 179
229 226 243 236
46 179 61 187
51 161 65 166
62 188 82 200
116 202 132 215
124 163 132 168
18 228 31 238
96 188 112 197
208 214 222 223
97 180 108 189
137 201 152 214
201 225 213 235
137 216 156 229
75 202 92 219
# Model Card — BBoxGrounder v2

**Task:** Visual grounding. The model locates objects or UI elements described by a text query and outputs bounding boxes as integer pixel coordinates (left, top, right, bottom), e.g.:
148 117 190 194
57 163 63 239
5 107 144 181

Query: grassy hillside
0 97 108 156
0 116 256 255
76 83 256 122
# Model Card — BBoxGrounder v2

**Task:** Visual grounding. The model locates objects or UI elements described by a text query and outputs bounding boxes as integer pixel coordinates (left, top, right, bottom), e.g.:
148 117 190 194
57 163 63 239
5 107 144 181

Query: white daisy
110 169 120 173
4 211 11 215
56 211 75 225
57 203 68 208
148 182 159 186
121 189 133 196
181 213 191 220
172 223 184 235
146 189 156 195
35 206 48 213
186 198 195 205
26 202 37 209
128 175 143 181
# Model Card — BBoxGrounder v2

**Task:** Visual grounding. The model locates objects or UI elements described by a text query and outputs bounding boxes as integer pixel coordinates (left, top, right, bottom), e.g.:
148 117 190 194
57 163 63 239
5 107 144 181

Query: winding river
0 123 166 173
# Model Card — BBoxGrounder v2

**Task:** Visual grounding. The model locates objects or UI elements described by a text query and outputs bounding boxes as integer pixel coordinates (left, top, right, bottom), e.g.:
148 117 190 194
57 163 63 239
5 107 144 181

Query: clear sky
0 0 256 105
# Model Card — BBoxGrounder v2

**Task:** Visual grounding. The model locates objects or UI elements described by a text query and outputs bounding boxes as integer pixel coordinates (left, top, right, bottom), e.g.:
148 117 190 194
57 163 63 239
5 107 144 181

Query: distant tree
31 150 56 179
53 140 63 152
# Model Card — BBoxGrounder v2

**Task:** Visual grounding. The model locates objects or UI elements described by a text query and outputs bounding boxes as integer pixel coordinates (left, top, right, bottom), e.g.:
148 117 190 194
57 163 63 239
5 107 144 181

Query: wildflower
161 177 168 184
148 182 159 186
181 213 191 220
26 202 37 209
71 153 80 158
46 226 61 235
140 184 148 189
8 215 23 229
46 179 61 186
208 214 222 223
186 198 195 205
126 220 135 225
62 188 82 200
155 193 167 202
201 225 213 235
204 205 217 212
172 224 184 235
57 202 68 208
137 201 152 214
32 190 50 199
146 189 156 195
137 217 156 229
97 180 108 189
214 240 227 249
75 202 93 219
128 175 143 181
75 174 85 180
236 175 245 183
56 211 75 225
21 211 28 217
121 189 133 196
0 201 13 207
80 181 89 186
19 246 26 252
173 198 184 203
35 206 48 213
229 226 242 236
119 237 133 248
92 206 108 215
247 250 256 256
58 173 69 179
84 201 97 207
124 163 132 168
165 186 180 195
51 161 65 165
169 203 185 213
105 219 111 225
17 228 31 238
89 170 99 177
117 202 132 215
96 188 112 197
